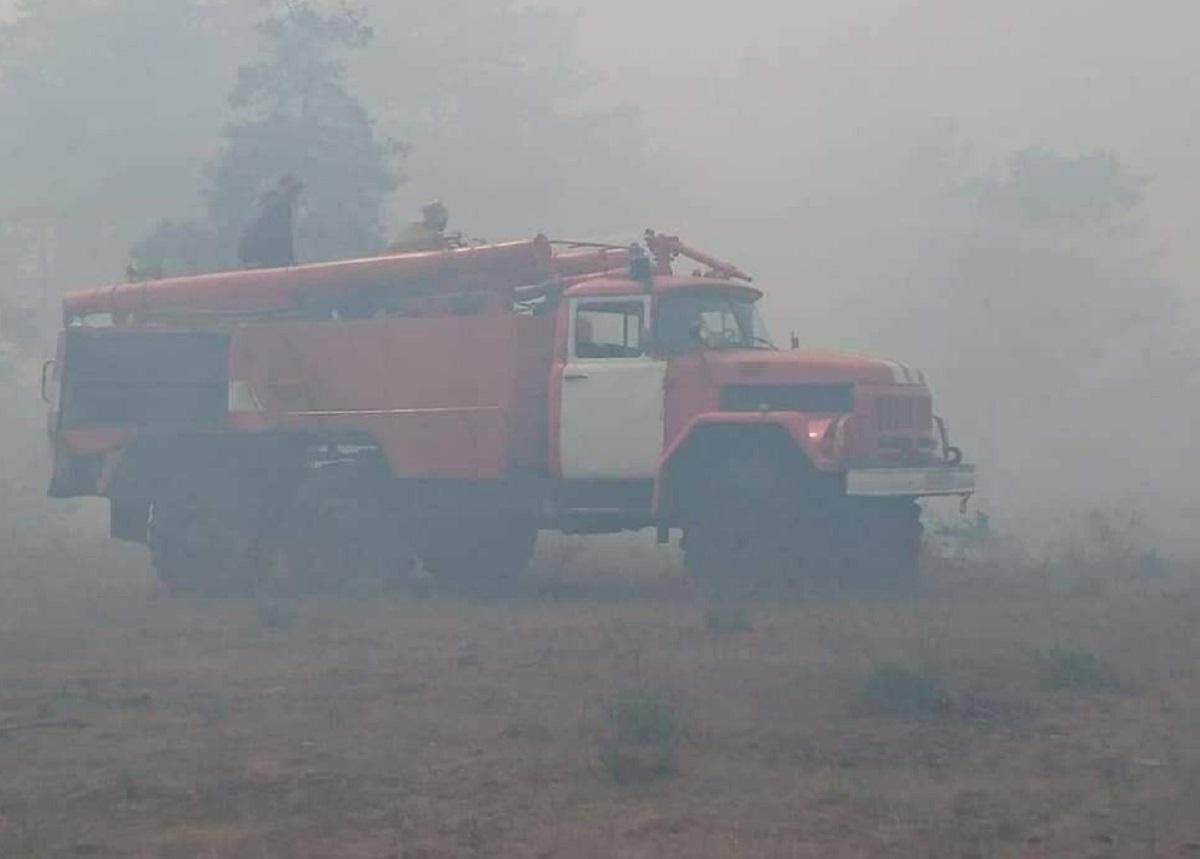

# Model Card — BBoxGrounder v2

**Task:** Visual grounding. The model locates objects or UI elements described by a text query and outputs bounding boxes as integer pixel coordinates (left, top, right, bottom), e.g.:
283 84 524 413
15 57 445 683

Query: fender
651 411 849 516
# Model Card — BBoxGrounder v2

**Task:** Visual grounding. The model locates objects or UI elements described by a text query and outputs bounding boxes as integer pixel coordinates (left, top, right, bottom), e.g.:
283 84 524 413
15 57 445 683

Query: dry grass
0 529 1198 857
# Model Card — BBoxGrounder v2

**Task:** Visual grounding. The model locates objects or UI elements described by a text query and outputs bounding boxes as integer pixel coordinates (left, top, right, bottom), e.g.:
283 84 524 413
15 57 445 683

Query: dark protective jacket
238 192 296 269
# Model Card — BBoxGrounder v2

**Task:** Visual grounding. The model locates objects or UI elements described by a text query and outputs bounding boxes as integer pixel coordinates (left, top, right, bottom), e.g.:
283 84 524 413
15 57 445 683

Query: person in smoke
388 200 451 253
238 175 304 269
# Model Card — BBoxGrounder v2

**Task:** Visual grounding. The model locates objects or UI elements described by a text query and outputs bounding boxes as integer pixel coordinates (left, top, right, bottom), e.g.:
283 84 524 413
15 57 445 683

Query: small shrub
1096 754 1137 792
606 687 681 746
600 741 677 786
117 767 148 803
1041 647 1119 692
456 641 484 669
194 757 242 822
254 596 297 630
599 687 681 785
816 768 879 808
501 719 552 743
408 566 435 598
704 603 753 634
862 663 950 719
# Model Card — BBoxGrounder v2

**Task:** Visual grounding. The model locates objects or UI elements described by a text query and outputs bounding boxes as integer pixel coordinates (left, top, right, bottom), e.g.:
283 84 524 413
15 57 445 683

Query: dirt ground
1 524 1198 858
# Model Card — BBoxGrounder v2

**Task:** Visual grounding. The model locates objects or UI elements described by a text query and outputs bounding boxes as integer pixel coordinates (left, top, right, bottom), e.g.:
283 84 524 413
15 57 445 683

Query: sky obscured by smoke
569 0 1200 282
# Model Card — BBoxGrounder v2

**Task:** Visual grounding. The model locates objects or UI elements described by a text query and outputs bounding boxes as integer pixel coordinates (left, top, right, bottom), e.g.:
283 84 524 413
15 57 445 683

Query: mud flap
110 497 151 544
48 451 102 499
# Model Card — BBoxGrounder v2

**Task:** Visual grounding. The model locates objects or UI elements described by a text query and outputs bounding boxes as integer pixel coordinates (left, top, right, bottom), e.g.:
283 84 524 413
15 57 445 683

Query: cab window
573 301 646 359
654 292 774 353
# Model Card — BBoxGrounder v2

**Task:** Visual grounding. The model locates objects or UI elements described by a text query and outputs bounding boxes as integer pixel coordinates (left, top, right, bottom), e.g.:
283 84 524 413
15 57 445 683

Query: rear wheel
420 515 538 595
274 462 416 593
149 474 268 595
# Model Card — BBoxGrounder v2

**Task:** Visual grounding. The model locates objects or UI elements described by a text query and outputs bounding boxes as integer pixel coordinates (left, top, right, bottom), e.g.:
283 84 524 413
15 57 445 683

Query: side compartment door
559 296 666 479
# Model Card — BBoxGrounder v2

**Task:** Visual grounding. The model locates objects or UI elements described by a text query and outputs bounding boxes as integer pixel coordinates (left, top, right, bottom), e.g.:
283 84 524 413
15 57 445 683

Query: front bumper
845 464 975 498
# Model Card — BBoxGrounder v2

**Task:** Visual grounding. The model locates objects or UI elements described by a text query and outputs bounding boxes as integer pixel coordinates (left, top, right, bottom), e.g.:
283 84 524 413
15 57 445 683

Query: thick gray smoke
569 0 1200 551
3 0 1198 554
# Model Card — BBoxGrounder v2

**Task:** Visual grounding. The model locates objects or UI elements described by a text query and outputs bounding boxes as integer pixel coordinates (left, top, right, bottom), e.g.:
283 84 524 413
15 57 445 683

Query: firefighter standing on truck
389 201 450 253
238 175 304 270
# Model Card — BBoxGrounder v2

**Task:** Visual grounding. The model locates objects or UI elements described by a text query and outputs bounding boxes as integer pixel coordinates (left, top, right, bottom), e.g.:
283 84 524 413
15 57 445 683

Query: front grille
720 384 853 413
877 396 931 432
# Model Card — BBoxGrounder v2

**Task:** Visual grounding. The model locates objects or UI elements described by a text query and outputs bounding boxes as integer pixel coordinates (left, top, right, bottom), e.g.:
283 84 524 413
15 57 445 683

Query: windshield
655 292 774 353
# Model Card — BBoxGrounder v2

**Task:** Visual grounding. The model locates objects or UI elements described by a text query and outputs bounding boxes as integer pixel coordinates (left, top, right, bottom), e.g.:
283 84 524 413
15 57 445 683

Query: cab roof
564 276 763 302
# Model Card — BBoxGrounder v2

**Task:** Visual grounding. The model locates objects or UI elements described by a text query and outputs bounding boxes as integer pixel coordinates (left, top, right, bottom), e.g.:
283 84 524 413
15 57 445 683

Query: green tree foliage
207 2 403 265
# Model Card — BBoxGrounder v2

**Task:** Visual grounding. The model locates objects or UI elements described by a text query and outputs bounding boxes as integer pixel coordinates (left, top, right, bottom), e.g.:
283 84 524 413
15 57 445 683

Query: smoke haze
566 0 1200 547
3 0 1199 550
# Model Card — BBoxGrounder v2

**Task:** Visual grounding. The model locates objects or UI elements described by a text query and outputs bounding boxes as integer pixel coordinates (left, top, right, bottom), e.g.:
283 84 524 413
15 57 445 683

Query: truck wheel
149 478 266 595
837 498 923 589
678 445 811 592
421 518 537 595
679 452 922 593
682 499 804 593
278 465 415 592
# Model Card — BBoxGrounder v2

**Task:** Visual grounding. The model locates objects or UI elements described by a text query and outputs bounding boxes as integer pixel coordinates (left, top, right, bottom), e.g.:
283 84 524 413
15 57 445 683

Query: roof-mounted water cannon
643 230 753 283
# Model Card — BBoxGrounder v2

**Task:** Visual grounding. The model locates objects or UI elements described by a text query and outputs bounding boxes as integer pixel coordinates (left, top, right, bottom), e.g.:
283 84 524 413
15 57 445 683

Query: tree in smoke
0 0 243 287
207 1 403 265
356 0 650 238
916 148 1191 519
940 149 1171 392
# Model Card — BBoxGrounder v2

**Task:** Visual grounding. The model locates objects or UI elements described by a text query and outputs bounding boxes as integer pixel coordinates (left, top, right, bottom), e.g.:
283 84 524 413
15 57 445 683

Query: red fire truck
44 231 974 592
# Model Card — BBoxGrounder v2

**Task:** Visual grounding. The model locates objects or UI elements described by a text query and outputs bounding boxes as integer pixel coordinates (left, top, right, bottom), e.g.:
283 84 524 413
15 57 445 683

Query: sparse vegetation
0 539 1196 855
599 686 682 785
194 754 242 823
1096 754 1138 793
501 719 552 743
703 602 753 634
861 662 950 719
116 767 149 804
1041 646 1120 692
254 595 298 629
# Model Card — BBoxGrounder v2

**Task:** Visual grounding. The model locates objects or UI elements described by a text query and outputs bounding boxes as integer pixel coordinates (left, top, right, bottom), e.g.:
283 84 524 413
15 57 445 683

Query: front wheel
831 498 923 589
681 485 923 593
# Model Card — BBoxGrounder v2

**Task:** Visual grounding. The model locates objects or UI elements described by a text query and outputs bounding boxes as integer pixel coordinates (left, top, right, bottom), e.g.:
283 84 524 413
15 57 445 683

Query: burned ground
0 527 1198 858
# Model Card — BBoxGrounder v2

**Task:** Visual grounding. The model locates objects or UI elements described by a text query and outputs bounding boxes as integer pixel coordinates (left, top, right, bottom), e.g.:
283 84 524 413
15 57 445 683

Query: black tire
149 474 268 596
276 463 416 593
680 452 922 594
837 498 923 590
682 496 802 592
420 516 537 595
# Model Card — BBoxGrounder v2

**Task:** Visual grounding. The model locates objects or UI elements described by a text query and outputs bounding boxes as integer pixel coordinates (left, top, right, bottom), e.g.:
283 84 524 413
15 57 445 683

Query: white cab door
560 296 666 479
